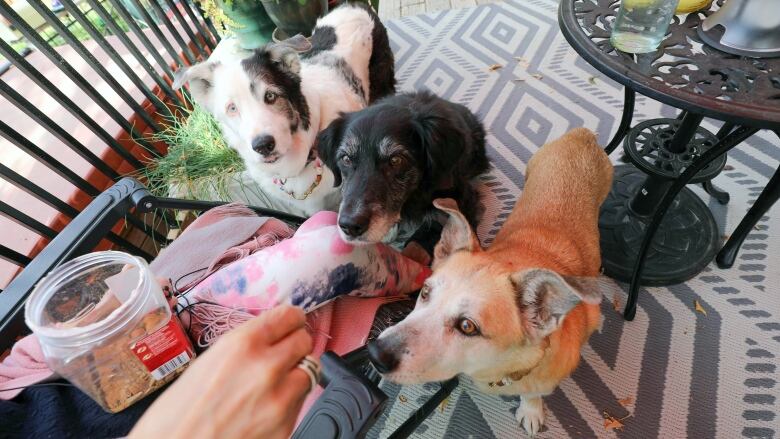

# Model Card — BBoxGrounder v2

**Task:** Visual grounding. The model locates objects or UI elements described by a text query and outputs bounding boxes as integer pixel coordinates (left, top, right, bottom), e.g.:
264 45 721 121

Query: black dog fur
318 91 490 244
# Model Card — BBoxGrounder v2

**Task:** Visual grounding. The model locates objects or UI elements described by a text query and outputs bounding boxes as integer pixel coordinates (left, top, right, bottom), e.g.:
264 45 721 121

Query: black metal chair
0 177 455 439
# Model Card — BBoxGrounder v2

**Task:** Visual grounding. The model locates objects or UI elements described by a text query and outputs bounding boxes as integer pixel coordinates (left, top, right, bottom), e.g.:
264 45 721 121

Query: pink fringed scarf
151 203 295 293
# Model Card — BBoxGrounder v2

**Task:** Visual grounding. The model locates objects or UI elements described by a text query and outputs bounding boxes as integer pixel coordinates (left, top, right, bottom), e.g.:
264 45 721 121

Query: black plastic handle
293 351 388 439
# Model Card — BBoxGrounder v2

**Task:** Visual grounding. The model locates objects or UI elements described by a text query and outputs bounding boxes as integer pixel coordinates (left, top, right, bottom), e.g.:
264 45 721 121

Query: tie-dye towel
187 211 431 313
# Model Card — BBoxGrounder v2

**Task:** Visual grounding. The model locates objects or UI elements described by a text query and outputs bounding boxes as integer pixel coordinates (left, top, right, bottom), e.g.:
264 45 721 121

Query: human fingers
234 304 306 346
261 328 313 378
281 356 319 397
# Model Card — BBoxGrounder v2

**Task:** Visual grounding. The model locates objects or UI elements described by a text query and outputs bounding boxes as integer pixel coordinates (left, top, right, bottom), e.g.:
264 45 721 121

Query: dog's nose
252 135 276 155
367 340 399 374
339 214 369 238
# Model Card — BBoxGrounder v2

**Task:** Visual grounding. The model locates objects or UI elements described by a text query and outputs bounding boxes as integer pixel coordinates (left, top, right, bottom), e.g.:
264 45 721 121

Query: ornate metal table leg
716 130 780 268
605 87 635 155
600 113 726 287
623 126 759 320
700 122 737 205
702 180 730 204
716 122 736 138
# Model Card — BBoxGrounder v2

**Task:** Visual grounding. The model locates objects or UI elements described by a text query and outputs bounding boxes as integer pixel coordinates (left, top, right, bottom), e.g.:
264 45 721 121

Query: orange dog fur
368 128 620 435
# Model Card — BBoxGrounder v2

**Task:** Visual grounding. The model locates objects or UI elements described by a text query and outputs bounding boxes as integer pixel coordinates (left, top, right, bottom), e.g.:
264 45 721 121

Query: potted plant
198 0 276 49
261 0 327 39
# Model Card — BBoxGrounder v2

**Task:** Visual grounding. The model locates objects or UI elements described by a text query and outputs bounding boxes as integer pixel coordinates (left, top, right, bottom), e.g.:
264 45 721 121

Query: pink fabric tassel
184 291 335 352
186 302 258 348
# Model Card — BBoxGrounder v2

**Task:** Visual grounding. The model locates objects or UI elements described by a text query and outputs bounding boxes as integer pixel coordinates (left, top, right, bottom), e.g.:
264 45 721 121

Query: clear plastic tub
25 251 195 412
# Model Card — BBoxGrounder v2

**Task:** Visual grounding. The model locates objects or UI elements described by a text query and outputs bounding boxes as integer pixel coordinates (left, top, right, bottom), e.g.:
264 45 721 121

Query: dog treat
54 308 190 412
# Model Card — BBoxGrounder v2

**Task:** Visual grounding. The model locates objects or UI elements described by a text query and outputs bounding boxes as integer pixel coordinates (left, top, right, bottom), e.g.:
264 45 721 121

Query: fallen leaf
754 224 763 231
612 296 621 312
399 395 408 403
439 396 449 412
604 417 624 431
512 78 526 82
694 300 707 316
514 56 529 65
531 73 544 80
618 396 634 407
588 76 598 85
724 164 735 171
488 64 502 71
602 410 630 431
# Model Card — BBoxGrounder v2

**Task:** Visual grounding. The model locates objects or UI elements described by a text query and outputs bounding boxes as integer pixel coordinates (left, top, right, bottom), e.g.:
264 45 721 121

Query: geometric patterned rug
369 1 780 437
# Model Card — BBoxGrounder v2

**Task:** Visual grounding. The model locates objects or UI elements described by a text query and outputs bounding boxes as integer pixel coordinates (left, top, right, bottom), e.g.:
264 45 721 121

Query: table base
599 166 719 285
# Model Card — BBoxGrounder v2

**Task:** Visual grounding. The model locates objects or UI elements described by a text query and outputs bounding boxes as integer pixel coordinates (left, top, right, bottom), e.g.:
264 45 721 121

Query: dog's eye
225 102 238 116
264 91 277 104
419 285 430 301
340 155 352 166
456 318 480 337
389 156 404 167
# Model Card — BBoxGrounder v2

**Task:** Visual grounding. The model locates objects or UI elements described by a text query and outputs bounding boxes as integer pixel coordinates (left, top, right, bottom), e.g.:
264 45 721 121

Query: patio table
558 0 780 320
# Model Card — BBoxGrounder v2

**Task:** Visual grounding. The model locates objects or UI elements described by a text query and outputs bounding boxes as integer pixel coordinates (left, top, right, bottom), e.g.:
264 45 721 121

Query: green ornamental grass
139 104 246 201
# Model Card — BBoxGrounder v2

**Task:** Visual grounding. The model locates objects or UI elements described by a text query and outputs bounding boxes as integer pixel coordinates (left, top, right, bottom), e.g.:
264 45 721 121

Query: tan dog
367 128 619 435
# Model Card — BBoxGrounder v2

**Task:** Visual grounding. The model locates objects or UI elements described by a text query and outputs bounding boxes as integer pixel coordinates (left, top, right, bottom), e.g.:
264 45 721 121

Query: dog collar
306 142 318 165
486 339 550 388
272 158 323 200
487 369 533 388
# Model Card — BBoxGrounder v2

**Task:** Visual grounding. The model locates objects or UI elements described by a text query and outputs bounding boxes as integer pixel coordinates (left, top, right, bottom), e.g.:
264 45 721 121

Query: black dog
317 91 490 246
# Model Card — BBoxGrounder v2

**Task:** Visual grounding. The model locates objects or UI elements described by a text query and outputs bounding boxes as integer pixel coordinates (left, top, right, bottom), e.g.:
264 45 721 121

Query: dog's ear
172 62 219 109
432 198 480 267
317 114 347 187
511 269 614 340
266 42 304 76
276 33 312 52
410 100 466 184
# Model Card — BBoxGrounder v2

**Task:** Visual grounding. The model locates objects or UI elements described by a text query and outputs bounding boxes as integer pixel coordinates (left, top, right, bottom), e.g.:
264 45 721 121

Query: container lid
25 251 152 346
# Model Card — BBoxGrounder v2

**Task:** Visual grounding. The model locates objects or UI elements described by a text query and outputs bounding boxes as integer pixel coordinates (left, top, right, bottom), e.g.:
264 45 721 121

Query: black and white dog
318 91 490 246
173 3 395 216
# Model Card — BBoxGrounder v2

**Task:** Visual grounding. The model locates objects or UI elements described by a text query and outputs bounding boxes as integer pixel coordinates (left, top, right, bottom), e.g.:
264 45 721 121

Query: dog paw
516 397 545 437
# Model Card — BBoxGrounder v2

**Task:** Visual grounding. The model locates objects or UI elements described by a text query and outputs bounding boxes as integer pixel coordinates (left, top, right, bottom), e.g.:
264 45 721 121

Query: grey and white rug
368 1 780 437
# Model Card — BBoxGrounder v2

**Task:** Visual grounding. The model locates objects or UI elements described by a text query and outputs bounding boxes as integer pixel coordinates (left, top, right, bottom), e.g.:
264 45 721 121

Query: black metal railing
0 0 220 291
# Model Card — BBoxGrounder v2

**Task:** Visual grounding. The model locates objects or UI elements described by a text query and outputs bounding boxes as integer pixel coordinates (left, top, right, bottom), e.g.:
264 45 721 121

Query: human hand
129 305 315 439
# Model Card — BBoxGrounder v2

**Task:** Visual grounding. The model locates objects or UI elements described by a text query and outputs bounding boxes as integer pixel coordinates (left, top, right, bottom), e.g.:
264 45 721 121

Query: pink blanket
0 335 55 399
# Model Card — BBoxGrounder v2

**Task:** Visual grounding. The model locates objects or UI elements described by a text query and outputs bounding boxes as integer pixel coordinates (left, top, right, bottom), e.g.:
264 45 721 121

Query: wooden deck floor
378 0 499 19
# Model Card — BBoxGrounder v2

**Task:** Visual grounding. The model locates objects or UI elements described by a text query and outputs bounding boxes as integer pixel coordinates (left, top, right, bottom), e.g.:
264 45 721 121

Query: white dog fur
173 4 395 216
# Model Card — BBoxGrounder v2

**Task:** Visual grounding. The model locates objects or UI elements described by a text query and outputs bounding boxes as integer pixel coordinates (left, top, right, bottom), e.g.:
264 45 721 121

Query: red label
131 316 194 380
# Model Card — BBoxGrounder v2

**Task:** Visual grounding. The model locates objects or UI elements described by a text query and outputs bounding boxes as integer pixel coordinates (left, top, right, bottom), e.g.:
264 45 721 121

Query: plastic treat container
25 251 195 413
